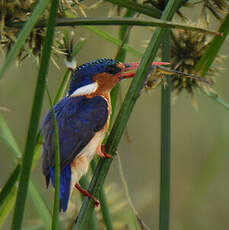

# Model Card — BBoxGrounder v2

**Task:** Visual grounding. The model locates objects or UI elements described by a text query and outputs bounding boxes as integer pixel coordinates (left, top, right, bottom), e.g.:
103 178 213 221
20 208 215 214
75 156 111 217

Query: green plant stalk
201 89 229 111
73 1 181 229
9 17 222 36
29 181 52 229
0 114 51 229
195 13 229 76
46 87 61 230
0 114 22 159
110 84 120 126
61 11 139 58
0 159 52 230
110 10 135 136
117 10 136 60
72 38 87 57
79 176 99 230
91 158 114 230
100 12 134 229
24 44 40 66
159 30 171 230
0 0 50 79
87 26 143 58
53 38 87 103
195 13 229 111
0 186 17 228
0 165 20 208
53 69 73 104
22 216 73 230
99 11 135 229
86 211 99 230
100 189 113 230
10 0 59 228
105 0 161 18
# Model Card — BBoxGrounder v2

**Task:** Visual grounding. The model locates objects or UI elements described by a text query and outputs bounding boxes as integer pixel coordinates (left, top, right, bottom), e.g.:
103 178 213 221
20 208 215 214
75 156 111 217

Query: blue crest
68 58 118 95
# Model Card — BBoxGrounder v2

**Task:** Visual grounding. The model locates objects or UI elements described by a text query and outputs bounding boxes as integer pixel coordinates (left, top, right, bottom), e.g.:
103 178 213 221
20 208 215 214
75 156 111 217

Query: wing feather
42 96 108 178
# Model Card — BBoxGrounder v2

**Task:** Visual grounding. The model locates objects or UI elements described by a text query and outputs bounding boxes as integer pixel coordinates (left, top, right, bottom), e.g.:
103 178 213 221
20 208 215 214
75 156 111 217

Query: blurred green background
0 1 229 230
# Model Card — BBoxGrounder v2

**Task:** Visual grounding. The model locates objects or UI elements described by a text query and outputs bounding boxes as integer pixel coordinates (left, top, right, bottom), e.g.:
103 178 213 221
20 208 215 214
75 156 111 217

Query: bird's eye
105 64 121 75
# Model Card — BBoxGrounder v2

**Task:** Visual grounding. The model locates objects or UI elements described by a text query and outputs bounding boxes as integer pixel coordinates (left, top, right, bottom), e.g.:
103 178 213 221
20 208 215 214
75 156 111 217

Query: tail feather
49 164 72 212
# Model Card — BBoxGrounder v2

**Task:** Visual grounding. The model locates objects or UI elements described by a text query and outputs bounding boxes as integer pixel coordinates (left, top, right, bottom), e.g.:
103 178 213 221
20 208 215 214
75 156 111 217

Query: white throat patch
70 82 98 97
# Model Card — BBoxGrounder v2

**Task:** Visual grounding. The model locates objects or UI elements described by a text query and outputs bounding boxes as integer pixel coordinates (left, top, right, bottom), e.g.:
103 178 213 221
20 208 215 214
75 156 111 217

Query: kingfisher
42 58 168 212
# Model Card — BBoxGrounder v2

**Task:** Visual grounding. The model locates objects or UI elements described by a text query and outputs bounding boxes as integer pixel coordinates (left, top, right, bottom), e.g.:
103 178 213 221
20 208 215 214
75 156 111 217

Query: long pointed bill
120 62 170 79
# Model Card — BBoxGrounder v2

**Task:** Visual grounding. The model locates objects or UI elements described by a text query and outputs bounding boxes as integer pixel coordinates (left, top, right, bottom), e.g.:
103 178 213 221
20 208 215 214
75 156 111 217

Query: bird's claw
98 152 112 159
98 144 112 159
75 183 100 207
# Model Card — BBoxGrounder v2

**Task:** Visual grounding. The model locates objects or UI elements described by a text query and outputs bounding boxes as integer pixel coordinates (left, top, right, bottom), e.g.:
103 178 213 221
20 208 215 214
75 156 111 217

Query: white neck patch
70 82 98 97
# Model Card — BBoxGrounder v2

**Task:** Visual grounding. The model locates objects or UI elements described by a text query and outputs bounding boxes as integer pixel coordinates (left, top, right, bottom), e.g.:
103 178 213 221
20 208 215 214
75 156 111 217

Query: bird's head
68 58 141 97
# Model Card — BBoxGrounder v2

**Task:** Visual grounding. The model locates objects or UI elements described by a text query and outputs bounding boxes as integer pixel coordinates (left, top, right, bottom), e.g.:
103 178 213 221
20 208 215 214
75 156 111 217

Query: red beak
120 62 170 79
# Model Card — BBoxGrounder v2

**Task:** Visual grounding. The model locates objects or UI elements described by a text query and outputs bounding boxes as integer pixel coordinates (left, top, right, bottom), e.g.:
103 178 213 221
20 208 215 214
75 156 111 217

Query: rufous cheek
93 73 120 91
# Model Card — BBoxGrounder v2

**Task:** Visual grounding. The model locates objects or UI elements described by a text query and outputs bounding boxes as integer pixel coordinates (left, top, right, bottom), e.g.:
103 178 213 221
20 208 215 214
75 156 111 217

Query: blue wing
42 95 108 211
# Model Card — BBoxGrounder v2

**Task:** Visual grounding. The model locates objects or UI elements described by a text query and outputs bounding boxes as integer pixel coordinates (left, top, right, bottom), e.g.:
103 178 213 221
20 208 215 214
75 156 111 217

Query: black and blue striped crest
68 58 119 96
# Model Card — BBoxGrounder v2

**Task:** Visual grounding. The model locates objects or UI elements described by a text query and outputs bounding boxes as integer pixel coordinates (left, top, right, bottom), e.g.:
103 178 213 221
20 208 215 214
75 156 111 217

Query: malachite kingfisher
42 58 168 212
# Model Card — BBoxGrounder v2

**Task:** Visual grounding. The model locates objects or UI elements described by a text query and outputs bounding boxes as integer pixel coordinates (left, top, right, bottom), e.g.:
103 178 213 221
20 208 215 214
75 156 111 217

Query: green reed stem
99 10 135 230
195 13 229 111
29 181 52 229
110 10 135 133
9 17 221 36
100 189 113 230
0 114 22 160
10 0 59 229
91 158 114 230
46 87 61 230
53 69 73 104
105 0 161 18
79 176 99 230
0 114 52 229
0 165 20 208
73 1 181 229
195 13 229 76
0 186 17 228
159 29 171 230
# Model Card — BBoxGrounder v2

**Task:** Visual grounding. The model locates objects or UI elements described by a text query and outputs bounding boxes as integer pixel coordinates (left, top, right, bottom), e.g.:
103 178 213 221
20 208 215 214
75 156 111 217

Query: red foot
98 144 112 159
75 183 100 207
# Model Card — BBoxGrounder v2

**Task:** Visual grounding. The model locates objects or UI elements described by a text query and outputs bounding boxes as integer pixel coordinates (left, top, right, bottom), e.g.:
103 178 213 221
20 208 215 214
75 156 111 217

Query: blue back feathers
49 164 71 212
68 58 119 95
42 95 109 211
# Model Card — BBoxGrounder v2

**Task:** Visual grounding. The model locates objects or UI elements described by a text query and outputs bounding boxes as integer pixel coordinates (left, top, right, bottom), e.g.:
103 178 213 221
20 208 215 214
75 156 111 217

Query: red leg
98 144 112 159
75 183 100 207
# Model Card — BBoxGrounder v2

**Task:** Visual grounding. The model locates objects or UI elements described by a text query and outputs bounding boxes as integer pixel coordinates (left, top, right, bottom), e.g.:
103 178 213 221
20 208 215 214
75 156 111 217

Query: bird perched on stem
42 58 168 212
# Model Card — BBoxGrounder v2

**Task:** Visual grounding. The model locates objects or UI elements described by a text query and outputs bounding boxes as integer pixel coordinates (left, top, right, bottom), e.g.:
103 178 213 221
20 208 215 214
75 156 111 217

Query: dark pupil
105 64 121 74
